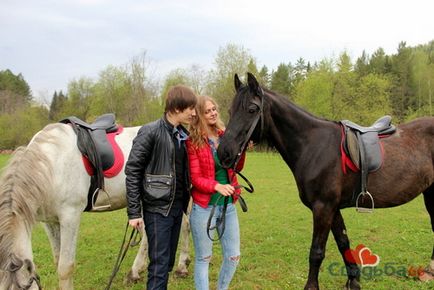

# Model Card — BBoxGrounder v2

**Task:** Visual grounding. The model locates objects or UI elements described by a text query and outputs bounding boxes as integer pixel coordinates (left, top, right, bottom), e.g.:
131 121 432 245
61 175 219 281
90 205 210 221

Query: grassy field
1 152 434 289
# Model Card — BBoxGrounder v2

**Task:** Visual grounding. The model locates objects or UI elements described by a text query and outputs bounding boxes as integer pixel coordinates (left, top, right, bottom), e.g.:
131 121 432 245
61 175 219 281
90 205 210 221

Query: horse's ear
234 74 243 91
247 72 260 94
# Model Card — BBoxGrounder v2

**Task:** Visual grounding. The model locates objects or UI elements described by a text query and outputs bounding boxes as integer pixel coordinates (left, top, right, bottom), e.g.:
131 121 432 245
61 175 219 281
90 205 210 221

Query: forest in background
0 40 433 149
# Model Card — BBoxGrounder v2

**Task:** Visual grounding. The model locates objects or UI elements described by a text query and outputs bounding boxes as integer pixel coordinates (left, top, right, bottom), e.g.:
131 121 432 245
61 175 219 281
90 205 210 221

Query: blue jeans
190 203 240 290
143 207 183 290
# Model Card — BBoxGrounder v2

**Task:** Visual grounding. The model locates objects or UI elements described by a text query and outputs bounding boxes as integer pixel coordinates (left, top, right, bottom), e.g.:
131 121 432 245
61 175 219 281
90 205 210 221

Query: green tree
294 59 336 119
270 63 292 98
206 44 256 121
161 64 207 98
332 52 357 119
352 73 392 124
354 50 370 77
49 91 68 120
258 65 270 87
88 53 159 125
0 105 49 149
65 77 94 120
369 48 390 75
390 41 414 121
0 69 32 114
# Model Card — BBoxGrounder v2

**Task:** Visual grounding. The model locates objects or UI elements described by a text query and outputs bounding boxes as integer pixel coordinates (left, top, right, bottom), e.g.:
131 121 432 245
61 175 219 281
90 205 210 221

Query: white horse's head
0 253 41 290
0 210 41 290
0 144 52 290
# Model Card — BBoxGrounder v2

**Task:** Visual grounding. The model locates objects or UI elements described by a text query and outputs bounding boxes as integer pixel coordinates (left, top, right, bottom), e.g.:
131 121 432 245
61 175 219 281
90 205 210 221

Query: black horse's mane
231 83 338 151
262 87 334 124
234 83 331 122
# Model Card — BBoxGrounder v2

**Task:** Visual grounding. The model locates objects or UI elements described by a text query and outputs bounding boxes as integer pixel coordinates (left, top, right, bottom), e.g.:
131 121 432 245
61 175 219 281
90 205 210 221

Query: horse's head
0 253 41 290
218 72 265 168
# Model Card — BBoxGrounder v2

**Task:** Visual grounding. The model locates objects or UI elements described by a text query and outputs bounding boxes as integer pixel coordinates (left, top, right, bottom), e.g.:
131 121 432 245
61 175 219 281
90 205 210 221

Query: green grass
0 154 10 168
2 152 434 289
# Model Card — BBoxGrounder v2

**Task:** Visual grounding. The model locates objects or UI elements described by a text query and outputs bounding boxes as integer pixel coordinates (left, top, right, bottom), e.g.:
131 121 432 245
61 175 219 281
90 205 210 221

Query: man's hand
129 218 144 230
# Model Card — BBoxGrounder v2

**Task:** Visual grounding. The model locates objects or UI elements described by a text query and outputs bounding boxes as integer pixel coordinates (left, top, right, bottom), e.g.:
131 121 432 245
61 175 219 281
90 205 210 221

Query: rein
206 172 254 241
206 87 264 241
104 223 140 290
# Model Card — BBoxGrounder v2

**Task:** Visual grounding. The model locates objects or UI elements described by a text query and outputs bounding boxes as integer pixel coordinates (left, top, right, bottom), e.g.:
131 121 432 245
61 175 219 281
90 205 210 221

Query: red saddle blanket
82 126 124 177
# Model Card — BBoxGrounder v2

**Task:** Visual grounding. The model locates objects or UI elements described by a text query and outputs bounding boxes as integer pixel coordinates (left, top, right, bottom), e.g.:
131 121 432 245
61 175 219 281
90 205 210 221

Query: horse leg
305 202 336 290
331 210 361 290
57 212 81 290
422 185 434 279
125 226 148 284
175 213 191 278
43 222 61 267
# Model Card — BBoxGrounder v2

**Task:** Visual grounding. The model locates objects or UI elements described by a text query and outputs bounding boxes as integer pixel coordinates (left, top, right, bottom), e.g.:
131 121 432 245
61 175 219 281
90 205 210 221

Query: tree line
0 40 433 149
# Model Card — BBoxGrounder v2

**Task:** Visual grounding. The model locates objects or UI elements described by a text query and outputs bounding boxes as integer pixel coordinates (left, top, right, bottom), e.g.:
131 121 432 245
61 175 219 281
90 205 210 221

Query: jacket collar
162 114 189 136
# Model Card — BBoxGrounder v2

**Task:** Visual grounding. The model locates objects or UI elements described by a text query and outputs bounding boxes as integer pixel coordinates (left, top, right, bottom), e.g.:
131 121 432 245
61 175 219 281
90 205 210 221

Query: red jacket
186 130 246 208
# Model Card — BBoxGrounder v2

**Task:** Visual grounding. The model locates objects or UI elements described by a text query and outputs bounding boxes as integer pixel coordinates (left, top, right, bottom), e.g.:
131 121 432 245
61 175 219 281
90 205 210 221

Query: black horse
217 72 434 290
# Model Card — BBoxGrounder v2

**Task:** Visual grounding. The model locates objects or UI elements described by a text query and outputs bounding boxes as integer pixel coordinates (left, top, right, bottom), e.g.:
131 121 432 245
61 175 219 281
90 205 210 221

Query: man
125 85 197 290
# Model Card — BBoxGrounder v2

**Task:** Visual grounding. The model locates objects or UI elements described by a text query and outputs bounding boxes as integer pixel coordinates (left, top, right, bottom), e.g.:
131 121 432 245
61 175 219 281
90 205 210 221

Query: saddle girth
60 113 118 211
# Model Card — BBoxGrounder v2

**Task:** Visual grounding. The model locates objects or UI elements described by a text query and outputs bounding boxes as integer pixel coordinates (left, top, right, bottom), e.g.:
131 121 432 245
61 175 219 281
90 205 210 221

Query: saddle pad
82 126 124 177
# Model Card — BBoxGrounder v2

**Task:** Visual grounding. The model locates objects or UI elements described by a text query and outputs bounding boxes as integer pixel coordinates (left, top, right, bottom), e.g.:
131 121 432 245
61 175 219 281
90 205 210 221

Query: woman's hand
214 183 235 196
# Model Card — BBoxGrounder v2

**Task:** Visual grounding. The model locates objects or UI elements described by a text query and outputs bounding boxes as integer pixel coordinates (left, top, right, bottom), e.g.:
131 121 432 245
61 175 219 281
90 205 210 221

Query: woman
186 95 245 290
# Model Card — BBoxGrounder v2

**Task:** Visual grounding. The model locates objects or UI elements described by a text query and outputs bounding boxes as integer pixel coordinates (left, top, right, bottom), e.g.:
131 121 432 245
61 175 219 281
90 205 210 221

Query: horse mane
0 124 60 269
263 87 332 122
231 83 338 155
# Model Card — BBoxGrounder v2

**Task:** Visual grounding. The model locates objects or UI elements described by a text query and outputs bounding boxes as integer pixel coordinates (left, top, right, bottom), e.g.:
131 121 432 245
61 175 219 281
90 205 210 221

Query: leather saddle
341 115 395 172
60 113 119 211
340 115 396 212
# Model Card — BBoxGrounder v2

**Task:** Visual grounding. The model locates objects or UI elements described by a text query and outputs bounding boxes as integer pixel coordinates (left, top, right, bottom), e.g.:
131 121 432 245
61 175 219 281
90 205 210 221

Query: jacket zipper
165 132 176 217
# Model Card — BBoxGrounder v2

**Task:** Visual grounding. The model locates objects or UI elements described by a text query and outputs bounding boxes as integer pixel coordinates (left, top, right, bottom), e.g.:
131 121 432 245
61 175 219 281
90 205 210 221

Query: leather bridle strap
105 223 140 290
206 170 255 241
207 194 229 241
231 88 264 171
206 87 263 242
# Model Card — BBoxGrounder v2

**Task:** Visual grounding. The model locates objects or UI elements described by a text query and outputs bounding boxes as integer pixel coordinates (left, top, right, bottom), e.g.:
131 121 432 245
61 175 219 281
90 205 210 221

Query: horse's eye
248 104 259 114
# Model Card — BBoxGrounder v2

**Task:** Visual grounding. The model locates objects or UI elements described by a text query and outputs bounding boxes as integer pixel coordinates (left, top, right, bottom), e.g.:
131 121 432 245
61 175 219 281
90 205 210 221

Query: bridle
16 275 41 290
8 264 41 290
104 223 141 290
206 86 265 241
232 86 265 168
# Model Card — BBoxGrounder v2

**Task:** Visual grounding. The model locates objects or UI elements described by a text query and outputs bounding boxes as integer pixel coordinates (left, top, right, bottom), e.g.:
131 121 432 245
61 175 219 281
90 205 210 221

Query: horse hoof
124 270 143 285
174 269 189 278
344 278 361 290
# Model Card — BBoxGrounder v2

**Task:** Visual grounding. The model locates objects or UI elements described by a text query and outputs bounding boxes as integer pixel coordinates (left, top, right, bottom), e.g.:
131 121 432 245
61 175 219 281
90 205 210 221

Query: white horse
0 122 191 290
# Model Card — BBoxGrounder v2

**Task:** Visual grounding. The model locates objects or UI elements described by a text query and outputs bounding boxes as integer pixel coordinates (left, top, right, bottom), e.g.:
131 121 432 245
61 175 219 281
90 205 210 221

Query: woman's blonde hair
189 95 225 147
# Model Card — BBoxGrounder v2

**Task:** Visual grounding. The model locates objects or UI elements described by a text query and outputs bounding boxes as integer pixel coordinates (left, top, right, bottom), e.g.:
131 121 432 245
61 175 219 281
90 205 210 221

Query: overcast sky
1 0 433 102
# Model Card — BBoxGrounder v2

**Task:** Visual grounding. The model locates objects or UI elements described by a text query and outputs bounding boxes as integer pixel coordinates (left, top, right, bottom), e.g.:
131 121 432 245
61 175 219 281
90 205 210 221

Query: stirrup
91 188 112 211
355 191 374 213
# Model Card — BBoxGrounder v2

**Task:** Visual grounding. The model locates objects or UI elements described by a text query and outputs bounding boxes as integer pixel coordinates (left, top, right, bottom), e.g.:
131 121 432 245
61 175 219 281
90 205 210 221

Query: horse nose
218 149 231 168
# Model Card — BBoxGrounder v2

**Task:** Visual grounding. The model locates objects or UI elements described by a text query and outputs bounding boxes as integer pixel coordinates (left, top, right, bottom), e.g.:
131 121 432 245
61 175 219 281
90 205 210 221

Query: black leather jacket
125 117 190 218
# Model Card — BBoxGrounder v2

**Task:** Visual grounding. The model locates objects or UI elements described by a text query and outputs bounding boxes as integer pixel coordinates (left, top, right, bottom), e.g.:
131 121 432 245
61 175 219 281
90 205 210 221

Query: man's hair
165 85 197 113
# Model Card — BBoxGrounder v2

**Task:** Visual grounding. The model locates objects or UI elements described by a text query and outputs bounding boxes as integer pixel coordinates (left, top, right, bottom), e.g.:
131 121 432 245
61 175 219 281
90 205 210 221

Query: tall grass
1 152 433 289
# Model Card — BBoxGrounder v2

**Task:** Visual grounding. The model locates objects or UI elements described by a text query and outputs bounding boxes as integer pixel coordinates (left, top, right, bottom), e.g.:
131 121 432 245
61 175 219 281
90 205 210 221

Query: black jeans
143 207 183 290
